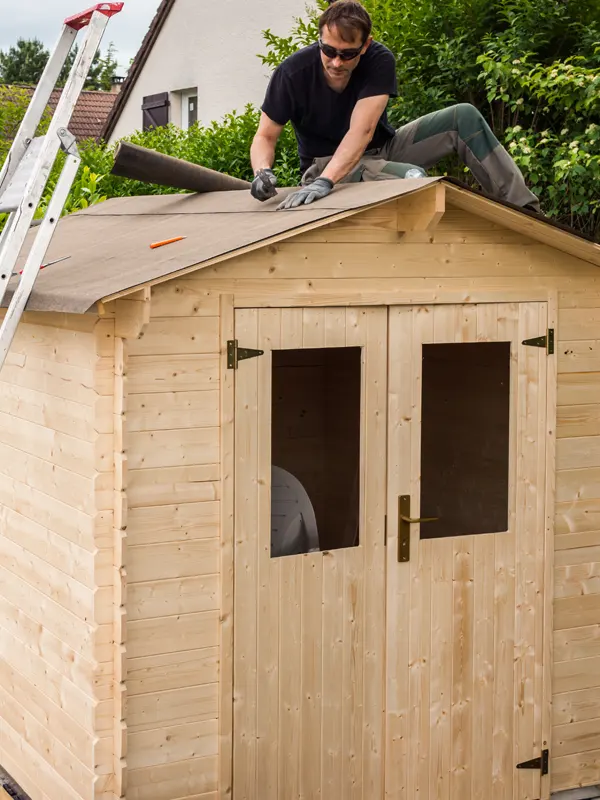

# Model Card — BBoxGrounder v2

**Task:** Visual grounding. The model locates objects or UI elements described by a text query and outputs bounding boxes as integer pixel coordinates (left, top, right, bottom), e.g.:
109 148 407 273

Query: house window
180 89 198 130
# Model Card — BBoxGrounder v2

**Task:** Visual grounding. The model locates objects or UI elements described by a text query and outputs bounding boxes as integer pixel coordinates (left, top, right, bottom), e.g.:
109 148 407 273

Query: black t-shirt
262 41 398 173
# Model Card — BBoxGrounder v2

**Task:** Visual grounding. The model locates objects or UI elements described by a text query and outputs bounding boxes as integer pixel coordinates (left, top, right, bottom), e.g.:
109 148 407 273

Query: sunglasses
318 37 364 61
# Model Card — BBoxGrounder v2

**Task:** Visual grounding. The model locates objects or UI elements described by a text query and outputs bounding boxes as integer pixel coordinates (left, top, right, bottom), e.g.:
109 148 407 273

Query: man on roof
250 0 540 212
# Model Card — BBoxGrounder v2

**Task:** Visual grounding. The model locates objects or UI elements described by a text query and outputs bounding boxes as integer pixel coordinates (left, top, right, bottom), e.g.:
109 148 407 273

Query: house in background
11 86 119 143
101 0 307 143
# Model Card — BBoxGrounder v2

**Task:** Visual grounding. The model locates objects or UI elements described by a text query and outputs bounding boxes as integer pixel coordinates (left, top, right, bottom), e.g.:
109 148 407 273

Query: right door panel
385 303 550 800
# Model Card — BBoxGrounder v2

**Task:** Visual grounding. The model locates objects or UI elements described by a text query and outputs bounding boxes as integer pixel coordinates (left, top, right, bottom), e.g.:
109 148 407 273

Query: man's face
319 24 370 86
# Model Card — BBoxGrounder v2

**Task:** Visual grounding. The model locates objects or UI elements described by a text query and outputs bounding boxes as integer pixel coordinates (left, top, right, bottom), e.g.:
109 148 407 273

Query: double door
232 303 551 800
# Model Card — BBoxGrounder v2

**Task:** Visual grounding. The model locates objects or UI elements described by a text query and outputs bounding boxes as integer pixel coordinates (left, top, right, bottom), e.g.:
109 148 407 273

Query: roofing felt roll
111 141 251 193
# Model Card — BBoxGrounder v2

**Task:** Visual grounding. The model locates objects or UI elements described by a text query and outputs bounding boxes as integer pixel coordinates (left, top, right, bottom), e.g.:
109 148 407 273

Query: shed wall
182 204 600 794
0 312 116 800
123 284 221 800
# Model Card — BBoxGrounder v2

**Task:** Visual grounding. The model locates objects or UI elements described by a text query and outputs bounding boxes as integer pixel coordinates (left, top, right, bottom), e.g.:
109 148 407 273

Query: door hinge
522 328 554 355
384 515 387 546
227 340 264 370
516 748 549 776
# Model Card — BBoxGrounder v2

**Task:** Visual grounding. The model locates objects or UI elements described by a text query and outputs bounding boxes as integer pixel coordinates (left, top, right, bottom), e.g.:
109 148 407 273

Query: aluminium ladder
0 2 124 370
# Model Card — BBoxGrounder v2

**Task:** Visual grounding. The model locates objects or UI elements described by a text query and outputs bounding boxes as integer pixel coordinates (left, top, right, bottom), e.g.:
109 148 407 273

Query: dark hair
319 0 372 44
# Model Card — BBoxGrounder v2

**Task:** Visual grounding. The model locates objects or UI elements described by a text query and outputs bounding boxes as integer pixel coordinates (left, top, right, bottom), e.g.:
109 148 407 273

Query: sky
0 0 163 75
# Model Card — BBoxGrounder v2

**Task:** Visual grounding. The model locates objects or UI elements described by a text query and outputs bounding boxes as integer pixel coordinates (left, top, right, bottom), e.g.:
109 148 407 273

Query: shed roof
4 178 600 315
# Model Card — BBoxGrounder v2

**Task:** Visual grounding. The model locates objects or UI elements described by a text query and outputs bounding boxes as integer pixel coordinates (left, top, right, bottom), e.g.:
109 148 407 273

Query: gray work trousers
302 103 540 211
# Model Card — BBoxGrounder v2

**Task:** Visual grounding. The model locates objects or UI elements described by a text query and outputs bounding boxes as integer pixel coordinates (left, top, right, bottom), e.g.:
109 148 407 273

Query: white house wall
109 0 308 143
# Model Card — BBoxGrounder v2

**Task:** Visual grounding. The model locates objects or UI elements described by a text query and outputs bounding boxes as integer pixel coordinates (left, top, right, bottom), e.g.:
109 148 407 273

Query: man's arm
251 112 284 172
321 94 390 184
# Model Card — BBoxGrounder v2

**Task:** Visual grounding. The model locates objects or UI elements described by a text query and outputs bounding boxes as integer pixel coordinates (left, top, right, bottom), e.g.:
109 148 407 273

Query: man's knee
454 103 485 125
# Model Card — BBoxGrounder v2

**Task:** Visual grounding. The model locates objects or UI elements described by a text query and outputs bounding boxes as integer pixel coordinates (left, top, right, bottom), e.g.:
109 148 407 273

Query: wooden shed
1 177 600 800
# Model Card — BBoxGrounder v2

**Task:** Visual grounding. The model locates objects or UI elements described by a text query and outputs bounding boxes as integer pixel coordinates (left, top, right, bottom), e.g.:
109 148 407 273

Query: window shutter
142 92 170 131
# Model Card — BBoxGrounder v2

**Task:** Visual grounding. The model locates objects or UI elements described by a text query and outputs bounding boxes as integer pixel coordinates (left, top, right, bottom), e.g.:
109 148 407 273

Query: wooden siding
124 283 220 800
184 203 600 796
552 297 600 792
0 312 115 800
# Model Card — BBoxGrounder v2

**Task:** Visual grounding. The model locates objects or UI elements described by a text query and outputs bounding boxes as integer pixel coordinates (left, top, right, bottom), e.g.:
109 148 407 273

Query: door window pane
271 347 361 557
420 342 510 539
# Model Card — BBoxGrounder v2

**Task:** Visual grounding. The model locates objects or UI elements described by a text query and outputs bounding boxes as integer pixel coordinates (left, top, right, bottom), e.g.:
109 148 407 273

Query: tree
260 0 600 240
0 36 119 91
59 42 119 90
0 85 51 162
0 38 49 84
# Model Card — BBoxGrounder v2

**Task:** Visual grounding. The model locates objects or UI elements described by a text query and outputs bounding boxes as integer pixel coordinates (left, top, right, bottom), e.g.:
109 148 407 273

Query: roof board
3 178 599 315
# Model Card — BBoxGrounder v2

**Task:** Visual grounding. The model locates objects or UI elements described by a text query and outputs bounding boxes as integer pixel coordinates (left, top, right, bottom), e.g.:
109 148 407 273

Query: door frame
218 292 557 800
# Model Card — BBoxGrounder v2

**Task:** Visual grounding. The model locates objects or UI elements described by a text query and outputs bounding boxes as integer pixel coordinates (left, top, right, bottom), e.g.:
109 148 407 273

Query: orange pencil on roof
150 236 186 249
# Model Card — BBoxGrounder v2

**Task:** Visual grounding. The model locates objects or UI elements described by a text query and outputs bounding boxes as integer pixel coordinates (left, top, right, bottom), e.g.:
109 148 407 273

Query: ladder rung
64 2 124 30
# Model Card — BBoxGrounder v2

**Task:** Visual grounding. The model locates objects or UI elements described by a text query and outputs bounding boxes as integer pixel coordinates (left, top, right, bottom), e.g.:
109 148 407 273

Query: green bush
260 0 600 239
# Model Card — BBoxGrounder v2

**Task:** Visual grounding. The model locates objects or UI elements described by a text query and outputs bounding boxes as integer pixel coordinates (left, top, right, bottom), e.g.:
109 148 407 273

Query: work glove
251 168 278 202
277 177 334 210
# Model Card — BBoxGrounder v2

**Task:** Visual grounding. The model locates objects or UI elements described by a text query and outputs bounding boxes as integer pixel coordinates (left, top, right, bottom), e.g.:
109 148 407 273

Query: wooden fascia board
97 181 446 305
397 182 445 231
445 183 600 268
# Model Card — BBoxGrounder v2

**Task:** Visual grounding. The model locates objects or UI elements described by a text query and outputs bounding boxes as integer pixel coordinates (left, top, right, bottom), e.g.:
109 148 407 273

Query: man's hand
277 177 334 210
251 168 278 202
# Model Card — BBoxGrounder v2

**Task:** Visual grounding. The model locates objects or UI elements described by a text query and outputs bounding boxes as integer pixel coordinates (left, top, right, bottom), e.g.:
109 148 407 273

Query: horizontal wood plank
558 341 600 374
0 685 93 799
127 648 218 696
558 373 600 407
555 625 600 661
127 354 219 394
560 308 600 341
127 719 218 769
128 318 219 357
554 656 600 694
127 611 219 660
127 466 219 508
0 506 93 587
0 536 94 622
195 242 599 280
558 404 600 438
553 685 600 725
127 428 219 470
0 567 93 656
127 502 219 546
551 748 600 792
557 437 600 470
128 574 219 620
555 593 600 630
0 473 98 552
126 754 217 800
0 659 92 767
127 539 219 583
150 282 220 318
556 467 600 503
127 391 219 432
127 683 218 732
553 717 600 757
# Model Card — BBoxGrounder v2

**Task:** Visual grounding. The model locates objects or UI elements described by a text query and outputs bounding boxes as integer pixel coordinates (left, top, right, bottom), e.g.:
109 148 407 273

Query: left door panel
232 307 388 800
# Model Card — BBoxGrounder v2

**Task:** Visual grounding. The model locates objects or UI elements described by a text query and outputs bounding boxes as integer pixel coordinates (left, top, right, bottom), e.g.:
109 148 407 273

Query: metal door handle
398 495 439 562
399 514 439 524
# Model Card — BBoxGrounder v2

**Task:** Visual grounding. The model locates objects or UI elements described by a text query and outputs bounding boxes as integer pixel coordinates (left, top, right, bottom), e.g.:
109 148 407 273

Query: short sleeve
356 45 398 101
262 65 294 126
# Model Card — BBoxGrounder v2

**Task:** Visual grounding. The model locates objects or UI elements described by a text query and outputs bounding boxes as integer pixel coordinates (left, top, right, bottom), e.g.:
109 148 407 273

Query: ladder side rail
0 25 78 196
0 152 81 370
0 10 112 309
